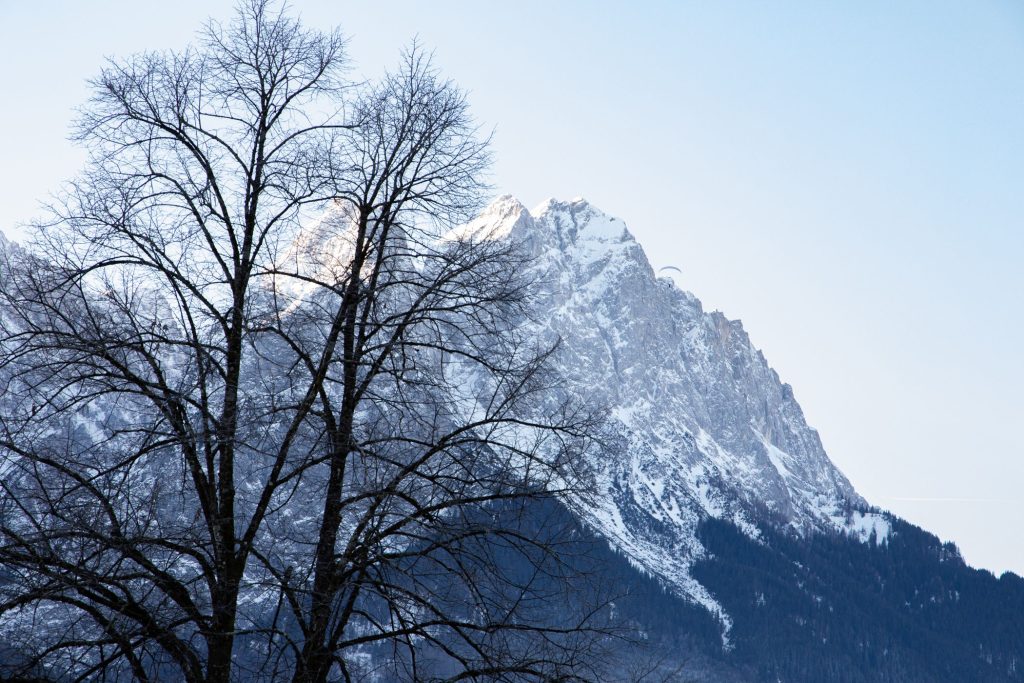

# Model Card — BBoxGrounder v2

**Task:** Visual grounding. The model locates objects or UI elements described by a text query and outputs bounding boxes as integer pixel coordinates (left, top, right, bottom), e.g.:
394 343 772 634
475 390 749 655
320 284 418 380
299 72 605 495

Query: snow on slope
465 195 889 642
0 204 892 647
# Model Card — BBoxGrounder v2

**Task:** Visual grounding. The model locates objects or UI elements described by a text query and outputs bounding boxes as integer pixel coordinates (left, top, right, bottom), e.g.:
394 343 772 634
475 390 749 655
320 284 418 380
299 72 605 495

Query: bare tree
0 2 606 681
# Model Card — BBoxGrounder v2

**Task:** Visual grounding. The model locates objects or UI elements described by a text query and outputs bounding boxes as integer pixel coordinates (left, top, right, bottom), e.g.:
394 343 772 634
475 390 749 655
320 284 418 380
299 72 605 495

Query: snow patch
844 511 891 545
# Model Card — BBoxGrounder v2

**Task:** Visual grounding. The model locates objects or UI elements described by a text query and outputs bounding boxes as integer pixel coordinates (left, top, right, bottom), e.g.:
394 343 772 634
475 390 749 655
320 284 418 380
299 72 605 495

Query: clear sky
2 1 1022 574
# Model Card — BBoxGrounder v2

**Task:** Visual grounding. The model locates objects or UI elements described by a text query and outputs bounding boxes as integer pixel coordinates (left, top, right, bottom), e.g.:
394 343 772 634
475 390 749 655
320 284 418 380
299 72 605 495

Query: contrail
885 497 1015 504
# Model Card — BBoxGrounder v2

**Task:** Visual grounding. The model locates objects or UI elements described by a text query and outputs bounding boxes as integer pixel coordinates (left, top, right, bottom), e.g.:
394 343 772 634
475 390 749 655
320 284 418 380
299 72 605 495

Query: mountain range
1 198 1022 682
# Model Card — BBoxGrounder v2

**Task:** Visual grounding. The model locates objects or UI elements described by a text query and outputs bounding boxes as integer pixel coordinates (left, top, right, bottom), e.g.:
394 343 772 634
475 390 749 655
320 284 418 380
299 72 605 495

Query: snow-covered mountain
462 195 889 637
0 199 895 633
5 203 1024 681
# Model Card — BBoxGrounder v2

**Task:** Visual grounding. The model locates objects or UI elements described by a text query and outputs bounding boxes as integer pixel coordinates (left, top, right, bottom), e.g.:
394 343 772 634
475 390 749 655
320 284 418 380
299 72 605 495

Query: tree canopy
0 2 605 681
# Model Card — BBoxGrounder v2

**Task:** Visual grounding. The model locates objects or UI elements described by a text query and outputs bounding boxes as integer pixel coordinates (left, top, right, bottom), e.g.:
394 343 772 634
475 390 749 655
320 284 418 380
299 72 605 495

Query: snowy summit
466 195 888 638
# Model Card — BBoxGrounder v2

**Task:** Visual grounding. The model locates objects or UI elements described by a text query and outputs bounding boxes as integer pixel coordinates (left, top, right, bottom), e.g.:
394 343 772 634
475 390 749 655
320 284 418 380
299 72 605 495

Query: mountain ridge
3 199 1023 680
464 194 889 639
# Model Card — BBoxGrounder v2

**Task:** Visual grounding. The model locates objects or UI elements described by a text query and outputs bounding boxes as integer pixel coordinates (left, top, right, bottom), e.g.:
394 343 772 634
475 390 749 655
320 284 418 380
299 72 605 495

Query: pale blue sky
2 1 1022 574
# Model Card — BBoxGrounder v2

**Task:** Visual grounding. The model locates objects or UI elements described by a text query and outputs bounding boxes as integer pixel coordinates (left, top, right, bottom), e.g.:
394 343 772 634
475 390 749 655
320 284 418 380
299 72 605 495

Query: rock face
462 196 881 635
0 201 886 643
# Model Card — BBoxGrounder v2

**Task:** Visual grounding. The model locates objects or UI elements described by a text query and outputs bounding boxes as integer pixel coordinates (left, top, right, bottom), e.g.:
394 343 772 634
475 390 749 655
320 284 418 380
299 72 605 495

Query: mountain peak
458 196 871 629
446 195 529 242
483 193 528 217
531 197 626 237
530 196 594 216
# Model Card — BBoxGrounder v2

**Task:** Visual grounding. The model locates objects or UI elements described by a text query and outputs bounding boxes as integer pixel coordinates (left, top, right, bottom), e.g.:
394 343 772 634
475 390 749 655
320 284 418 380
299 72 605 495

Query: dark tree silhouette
0 3 605 681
